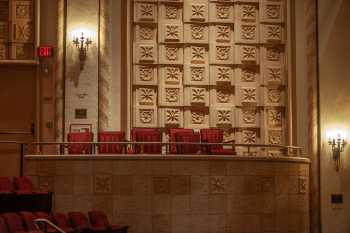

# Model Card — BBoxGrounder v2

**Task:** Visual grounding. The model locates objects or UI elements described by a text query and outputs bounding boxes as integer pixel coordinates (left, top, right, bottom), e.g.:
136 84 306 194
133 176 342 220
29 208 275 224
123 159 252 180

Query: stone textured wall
132 0 287 156
25 156 310 233
0 0 35 60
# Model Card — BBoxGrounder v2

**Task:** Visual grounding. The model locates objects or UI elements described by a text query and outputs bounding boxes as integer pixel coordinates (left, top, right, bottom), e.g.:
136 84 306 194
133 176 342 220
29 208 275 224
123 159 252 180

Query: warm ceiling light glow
70 27 96 42
326 128 348 140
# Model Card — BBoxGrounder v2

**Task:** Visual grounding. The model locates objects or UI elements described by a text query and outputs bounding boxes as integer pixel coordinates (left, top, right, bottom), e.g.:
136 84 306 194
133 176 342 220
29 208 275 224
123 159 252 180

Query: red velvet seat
67 132 94 154
175 131 201 154
20 212 37 231
169 128 194 154
0 216 9 233
68 212 93 233
2 213 42 233
51 213 74 233
131 128 162 154
0 177 13 194
13 177 35 194
98 131 125 154
200 129 236 155
88 211 127 233
33 212 56 233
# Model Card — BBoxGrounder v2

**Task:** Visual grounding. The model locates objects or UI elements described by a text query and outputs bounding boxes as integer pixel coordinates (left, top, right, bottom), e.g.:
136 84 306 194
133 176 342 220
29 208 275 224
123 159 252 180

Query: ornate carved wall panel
0 0 35 60
132 0 287 154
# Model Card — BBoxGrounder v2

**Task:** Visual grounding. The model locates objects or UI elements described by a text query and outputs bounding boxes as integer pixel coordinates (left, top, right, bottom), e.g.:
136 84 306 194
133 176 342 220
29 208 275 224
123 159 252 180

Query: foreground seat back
20 211 37 231
169 128 194 154
131 128 162 154
99 131 125 154
0 177 13 193
2 213 26 233
13 177 34 194
88 211 109 228
67 132 94 154
175 131 201 154
0 216 9 233
68 212 90 230
52 213 73 233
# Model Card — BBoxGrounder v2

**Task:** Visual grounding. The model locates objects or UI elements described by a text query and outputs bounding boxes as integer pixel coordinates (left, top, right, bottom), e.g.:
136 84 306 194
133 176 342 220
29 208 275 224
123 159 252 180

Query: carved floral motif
140 45 154 61
267 25 282 41
241 68 257 82
140 4 154 18
165 25 180 41
241 4 256 21
216 5 230 19
266 4 281 20
217 89 230 103
268 89 281 103
216 46 230 61
165 88 180 103
242 46 256 61
210 177 226 194
266 47 280 61
242 109 256 124
217 67 231 82
191 24 204 40
241 25 256 40
242 88 257 102
242 130 256 144
216 25 230 41
165 109 180 124
138 26 154 40
191 67 205 81
191 4 205 20
16 3 31 19
140 109 153 123
166 46 179 61
166 67 181 83
268 130 282 145
191 111 205 124
191 88 206 103
268 109 282 127
139 66 153 81
139 88 155 104
165 5 178 19
217 110 231 124
267 67 282 82
191 46 205 61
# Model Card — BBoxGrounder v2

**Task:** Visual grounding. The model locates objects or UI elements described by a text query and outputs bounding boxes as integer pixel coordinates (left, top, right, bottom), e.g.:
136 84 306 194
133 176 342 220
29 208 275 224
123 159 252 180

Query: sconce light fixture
328 130 347 171
72 32 92 70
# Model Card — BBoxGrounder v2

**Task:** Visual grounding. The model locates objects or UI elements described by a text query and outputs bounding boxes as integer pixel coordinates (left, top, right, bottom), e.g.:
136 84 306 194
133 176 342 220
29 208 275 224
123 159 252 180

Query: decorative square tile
152 214 171 233
209 24 233 44
94 174 112 194
134 87 157 106
159 3 183 21
262 87 285 106
191 176 209 195
236 128 260 144
184 87 209 106
235 45 259 64
133 65 158 85
159 85 183 106
184 64 209 85
159 22 183 43
263 107 284 128
209 43 234 64
10 20 33 43
299 177 309 194
235 66 260 85
153 176 171 194
159 44 183 64
236 107 259 128
260 1 284 23
210 107 234 127
9 43 33 59
209 86 234 106
263 65 285 86
210 176 226 194
209 2 234 23
133 43 157 64
184 45 208 64
184 107 210 129
184 0 208 22
134 3 157 22
235 3 258 22
159 66 183 85
159 108 184 127
113 175 133 195
171 196 191 214
184 23 209 44
210 65 234 85
134 24 157 42
38 176 54 192
171 175 190 195
133 106 158 127
261 24 285 44
54 176 74 195
11 1 33 20
236 84 260 106
260 46 285 66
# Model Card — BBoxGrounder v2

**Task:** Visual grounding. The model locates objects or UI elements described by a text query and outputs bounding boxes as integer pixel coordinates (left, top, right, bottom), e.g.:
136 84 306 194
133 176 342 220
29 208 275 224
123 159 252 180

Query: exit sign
38 46 54 57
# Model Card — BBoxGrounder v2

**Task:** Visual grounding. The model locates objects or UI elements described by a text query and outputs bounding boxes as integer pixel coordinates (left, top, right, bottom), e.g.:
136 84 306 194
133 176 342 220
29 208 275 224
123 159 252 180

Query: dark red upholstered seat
51 213 74 233
19 212 37 231
13 177 34 194
175 131 201 154
0 216 9 233
68 212 91 233
33 212 56 233
200 129 236 155
131 128 162 154
98 131 125 154
169 128 194 154
2 213 43 233
0 177 13 194
88 211 127 233
67 132 94 154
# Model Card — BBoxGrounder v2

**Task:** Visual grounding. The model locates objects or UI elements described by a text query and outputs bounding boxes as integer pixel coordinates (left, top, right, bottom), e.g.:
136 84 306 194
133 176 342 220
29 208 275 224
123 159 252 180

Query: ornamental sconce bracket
328 133 347 171
72 32 92 70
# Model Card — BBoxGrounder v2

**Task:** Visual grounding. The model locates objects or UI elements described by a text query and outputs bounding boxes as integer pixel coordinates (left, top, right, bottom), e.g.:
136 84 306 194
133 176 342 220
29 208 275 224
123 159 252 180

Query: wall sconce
72 32 92 70
328 130 347 171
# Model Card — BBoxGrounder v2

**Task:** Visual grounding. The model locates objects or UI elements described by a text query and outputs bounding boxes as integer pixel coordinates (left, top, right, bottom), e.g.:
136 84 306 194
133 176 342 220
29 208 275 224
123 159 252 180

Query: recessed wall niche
132 0 287 154
0 0 35 60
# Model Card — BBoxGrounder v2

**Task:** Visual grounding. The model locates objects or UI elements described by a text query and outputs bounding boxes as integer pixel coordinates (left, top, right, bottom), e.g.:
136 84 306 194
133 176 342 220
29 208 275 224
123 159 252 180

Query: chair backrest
0 177 13 193
175 131 201 154
98 131 125 154
88 211 109 228
68 212 90 230
169 128 194 153
52 213 72 228
13 176 34 194
20 211 37 231
200 128 224 152
131 128 162 154
2 213 25 233
67 132 94 154
0 216 9 233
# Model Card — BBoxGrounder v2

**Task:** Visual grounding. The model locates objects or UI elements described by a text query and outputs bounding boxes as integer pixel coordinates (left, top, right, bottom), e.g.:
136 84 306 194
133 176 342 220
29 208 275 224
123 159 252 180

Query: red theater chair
131 128 162 154
68 212 93 233
0 177 13 194
13 177 35 195
169 128 195 154
88 211 127 233
200 129 236 155
2 212 42 233
98 131 126 154
67 124 94 154
33 212 56 233
0 216 9 233
51 213 74 233
20 212 37 231
175 131 201 154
